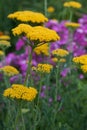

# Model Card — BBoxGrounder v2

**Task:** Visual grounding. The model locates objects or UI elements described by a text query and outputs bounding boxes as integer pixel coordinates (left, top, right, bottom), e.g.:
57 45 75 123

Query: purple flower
74 25 87 47
61 68 70 77
78 15 87 25
16 37 26 51
79 74 84 79
57 95 61 101
40 92 45 98
45 20 69 47
48 97 53 103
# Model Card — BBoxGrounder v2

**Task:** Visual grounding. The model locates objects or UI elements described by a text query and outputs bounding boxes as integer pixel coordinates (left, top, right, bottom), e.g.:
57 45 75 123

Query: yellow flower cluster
0 35 10 40
64 1 82 8
32 63 53 73
81 65 87 73
52 49 69 57
12 24 60 43
47 6 55 13
12 24 32 36
3 84 38 101
51 57 66 63
0 65 19 76
34 43 49 56
8 10 48 23
51 57 58 62
0 40 10 48
73 55 87 73
73 55 87 64
26 26 60 42
0 50 4 56
65 22 80 28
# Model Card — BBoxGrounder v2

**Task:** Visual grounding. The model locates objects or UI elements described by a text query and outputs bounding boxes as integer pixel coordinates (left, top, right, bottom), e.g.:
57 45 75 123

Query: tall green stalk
24 46 33 86
44 0 48 16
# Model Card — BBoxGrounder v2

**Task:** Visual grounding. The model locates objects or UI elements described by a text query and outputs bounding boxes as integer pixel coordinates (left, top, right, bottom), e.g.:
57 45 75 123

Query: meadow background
0 0 87 130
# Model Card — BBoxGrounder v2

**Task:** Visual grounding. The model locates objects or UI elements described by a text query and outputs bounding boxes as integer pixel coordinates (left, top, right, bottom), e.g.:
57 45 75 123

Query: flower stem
44 0 48 16
24 46 33 86
69 9 73 21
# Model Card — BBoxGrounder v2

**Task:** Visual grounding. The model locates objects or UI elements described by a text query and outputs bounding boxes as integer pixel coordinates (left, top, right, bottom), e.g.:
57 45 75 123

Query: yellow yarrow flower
47 6 55 13
12 25 60 43
81 65 87 73
26 26 60 43
52 49 69 57
64 1 82 8
12 24 32 36
59 58 66 63
8 10 48 23
32 63 53 73
73 55 87 64
3 84 38 101
0 50 4 56
0 40 10 48
51 57 58 62
0 65 19 76
34 43 49 56
0 35 10 40
65 22 80 28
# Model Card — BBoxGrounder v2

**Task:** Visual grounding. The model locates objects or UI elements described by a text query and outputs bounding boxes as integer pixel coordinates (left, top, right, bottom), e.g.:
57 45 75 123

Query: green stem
14 104 21 130
3 75 10 88
46 74 50 97
44 0 48 16
20 106 26 130
69 8 73 21
53 63 60 125
55 63 59 101
37 74 43 105
24 47 33 86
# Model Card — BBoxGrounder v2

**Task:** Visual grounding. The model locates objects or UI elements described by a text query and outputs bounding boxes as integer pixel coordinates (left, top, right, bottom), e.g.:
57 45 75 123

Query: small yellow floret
0 65 19 76
12 24 32 36
0 35 10 40
0 40 10 48
64 1 82 8
52 49 69 57
8 10 48 23
32 63 53 73
34 43 49 56
26 26 60 43
47 6 55 13
81 65 87 73
3 84 38 101
73 55 87 64
65 22 80 28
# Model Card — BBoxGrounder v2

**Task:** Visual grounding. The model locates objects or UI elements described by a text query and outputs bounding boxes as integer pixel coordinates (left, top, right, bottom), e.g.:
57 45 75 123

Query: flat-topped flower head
8 10 48 24
12 23 32 36
3 84 38 101
64 1 82 8
0 65 19 76
52 49 69 57
0 35 10 40
34 43 49 56
73 55 87 64
65 22 80 28
26 26 60 43
0 40 10 49
32 63 53 73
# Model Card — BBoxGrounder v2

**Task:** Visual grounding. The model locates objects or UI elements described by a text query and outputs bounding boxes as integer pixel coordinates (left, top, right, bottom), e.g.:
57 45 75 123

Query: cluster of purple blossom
45 16 87 56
